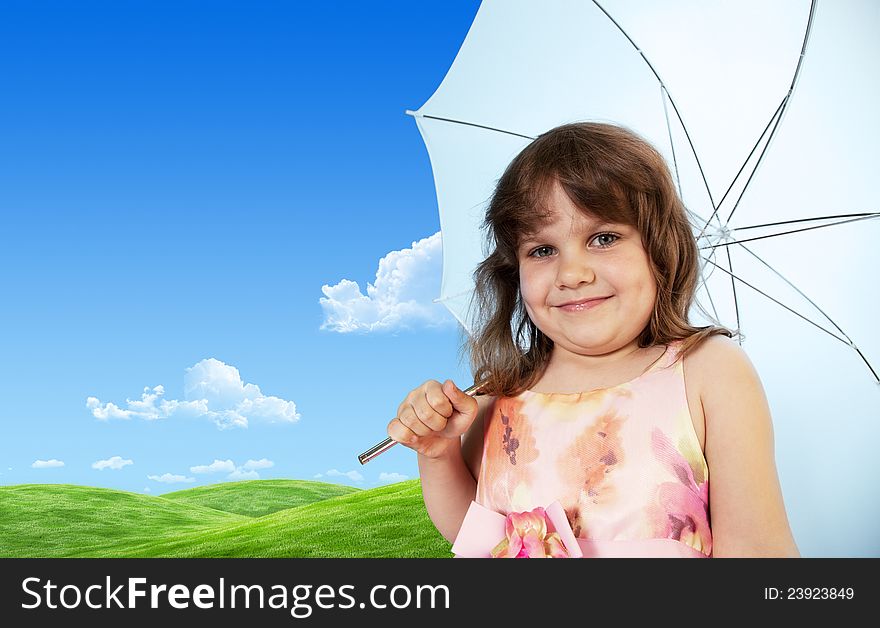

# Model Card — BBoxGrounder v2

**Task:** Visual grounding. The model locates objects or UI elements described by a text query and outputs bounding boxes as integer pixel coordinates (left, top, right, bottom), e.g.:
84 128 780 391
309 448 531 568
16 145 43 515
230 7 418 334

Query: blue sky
0 0 481 494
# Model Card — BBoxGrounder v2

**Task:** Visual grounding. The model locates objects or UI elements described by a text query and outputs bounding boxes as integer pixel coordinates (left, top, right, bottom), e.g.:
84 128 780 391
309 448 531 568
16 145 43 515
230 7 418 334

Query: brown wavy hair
461 121 737 397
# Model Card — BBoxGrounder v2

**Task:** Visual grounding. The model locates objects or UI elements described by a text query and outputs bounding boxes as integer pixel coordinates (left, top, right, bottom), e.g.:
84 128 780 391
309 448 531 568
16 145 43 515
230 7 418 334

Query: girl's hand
388 379 479 459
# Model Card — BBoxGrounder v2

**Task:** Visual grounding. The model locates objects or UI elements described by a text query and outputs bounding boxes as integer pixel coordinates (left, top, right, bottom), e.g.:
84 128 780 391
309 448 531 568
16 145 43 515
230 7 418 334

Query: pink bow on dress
451 501 583 558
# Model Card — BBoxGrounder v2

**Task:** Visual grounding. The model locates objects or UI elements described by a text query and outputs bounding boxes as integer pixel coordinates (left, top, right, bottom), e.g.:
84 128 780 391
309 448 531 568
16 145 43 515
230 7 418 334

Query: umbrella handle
357 381 485 464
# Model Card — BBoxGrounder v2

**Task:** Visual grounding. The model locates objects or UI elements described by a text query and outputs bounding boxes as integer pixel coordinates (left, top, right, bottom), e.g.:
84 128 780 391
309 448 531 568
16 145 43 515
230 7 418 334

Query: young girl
388 122 800 558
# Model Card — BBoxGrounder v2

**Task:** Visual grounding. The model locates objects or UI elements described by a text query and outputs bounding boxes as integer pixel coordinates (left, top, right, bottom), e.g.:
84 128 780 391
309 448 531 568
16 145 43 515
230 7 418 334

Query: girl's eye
530 246 554 258
592 232 619 248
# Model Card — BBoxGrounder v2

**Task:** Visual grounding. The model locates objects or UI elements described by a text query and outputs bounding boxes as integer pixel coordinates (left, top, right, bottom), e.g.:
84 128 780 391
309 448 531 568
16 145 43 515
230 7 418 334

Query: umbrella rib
692 212 723 323
701 281 723 327
721 101 788 227
853 345 880 384
433 288 471 304
733 244 880 384
685 205 717 235
734 212 880 231
712 98 784 220
723 0 818 226
699 214 880 249
661 85 684 200
697 99 785 240
701 256 849 346
733 242 853 342
724 247 743 345
591 0 717 215
407 112 535 141
698 227 723 284
696 255 723 326
685 207 708 227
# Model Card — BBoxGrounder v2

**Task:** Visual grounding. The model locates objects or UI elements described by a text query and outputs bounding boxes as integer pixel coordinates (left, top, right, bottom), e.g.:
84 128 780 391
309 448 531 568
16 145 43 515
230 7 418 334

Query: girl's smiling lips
555 296 612 311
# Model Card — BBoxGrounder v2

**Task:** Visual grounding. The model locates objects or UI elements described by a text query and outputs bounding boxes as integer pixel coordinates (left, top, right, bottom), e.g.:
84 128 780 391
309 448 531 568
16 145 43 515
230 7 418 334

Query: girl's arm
418 394 492 544
693 335 801 557
390 379 485 544
418 446 477 544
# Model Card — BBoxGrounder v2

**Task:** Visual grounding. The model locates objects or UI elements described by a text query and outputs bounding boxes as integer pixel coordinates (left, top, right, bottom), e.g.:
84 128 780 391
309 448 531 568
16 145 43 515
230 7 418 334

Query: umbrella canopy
407 0 880 556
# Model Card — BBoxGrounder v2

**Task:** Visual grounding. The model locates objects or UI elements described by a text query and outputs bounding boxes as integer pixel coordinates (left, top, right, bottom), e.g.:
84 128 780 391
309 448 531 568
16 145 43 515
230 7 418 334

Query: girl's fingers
425 386 454 418
412 400 448 432
388 381 455 451
399 406 434 437
387 417 418 445
443 380 477 419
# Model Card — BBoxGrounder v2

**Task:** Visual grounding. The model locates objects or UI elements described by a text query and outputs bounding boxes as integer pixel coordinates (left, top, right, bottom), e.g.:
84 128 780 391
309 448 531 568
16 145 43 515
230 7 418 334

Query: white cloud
242 458 274 471
143 487 151 493
227 469 260 481
319 232 455 333
86 397 136 420
190 458 274 481
32 459 64 469
322 468 364 483
378 472 409 484
190 459 236 474
92 456 133 471
147 473 195 484
87 359 301 430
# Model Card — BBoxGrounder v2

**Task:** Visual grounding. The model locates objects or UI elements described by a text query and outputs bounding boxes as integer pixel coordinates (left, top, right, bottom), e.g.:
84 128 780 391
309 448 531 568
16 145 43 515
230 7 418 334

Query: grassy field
162 479 359 517
0 479 453 558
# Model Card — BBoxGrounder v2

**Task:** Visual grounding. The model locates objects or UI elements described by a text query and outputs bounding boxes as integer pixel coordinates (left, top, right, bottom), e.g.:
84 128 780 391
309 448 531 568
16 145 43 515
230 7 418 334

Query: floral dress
474 340 712 558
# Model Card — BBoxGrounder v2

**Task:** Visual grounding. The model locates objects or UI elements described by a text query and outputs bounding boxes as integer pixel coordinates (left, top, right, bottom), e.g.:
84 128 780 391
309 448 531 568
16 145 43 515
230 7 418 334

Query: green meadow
0 479 453 558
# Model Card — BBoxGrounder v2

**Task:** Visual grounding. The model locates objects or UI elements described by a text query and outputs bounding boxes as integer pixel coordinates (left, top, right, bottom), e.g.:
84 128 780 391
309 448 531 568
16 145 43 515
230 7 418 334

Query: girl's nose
555 253 596 288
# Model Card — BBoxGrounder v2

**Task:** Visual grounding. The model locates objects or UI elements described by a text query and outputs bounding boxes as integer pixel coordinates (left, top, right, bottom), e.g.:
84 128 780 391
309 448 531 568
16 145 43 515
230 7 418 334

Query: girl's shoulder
682 333 767 414
680 336 797 556
681 334 753 376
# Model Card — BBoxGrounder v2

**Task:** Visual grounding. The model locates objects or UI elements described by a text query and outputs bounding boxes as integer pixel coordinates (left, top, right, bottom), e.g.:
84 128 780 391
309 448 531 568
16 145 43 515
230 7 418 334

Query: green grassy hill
0 479 453 558
162 479 360 517
0 484 246 557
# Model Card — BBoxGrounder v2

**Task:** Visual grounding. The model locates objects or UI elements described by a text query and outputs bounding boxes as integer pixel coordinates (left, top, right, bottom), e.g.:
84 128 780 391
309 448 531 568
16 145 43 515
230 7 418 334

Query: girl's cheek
519 278 539 302
520 270 541 291
520 277 546 306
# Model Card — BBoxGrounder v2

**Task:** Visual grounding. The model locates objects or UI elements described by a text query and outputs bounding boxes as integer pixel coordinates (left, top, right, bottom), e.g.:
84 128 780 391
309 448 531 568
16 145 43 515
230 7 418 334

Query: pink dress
474 340 712 558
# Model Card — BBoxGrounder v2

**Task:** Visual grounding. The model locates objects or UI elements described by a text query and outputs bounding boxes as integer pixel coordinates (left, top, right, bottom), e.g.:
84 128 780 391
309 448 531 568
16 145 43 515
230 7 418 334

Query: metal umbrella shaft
358 382 484 464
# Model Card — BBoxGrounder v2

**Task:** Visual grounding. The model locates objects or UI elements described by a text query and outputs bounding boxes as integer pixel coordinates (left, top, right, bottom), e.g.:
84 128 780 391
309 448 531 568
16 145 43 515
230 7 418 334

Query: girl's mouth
558 296 611 312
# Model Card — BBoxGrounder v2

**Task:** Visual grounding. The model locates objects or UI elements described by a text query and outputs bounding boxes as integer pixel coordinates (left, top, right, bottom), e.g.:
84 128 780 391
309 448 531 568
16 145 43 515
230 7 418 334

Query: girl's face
517 181 658 357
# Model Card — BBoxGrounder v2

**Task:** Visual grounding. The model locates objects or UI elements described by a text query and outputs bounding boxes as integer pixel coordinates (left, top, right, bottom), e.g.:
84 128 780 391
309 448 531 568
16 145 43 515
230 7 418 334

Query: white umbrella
362 0 880 556
410 0 878 374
